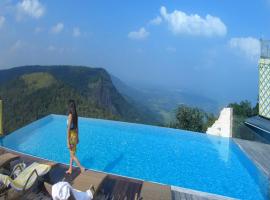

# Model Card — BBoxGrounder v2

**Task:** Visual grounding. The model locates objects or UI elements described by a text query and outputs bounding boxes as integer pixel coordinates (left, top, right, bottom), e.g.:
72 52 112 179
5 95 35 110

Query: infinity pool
0 114 269 199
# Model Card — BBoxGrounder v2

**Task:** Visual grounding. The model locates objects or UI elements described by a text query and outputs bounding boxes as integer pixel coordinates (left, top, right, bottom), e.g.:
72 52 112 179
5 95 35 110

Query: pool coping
0 145 236 200
233 138 270 179
171 186 237 200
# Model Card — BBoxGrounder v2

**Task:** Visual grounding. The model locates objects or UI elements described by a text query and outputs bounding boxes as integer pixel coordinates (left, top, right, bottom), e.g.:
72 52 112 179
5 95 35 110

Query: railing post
0 100 3 135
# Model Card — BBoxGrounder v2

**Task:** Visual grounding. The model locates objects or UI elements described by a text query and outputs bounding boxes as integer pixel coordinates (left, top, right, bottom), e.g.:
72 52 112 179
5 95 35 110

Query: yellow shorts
69 130 77 153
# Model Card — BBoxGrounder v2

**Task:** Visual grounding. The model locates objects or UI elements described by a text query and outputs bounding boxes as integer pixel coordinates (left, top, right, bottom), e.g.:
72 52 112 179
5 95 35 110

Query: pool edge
0 145 237 200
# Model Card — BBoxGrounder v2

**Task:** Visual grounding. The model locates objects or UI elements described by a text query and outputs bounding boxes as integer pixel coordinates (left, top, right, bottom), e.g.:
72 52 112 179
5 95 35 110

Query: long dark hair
68 99 78 129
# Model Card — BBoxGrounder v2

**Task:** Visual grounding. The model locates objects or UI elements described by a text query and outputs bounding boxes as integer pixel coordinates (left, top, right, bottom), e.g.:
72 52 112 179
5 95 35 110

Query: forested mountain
0 65 160 133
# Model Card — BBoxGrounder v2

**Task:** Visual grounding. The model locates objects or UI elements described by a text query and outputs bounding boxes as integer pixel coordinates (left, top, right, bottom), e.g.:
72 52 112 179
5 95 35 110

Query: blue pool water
0 114 269 199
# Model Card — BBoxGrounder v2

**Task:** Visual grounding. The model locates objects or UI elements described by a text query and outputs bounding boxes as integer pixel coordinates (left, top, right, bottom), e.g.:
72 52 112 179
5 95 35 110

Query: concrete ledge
171 186 236 200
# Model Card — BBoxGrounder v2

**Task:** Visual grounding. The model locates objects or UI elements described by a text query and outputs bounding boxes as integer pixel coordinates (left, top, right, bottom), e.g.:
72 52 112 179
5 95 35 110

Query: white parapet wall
206 107 233 137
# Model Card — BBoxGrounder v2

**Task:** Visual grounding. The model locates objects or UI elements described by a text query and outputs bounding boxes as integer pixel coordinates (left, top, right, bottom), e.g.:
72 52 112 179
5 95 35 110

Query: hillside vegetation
0 65 159 133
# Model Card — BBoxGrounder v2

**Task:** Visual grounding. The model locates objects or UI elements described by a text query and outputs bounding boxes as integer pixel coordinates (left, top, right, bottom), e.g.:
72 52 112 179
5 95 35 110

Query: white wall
206 107 233 138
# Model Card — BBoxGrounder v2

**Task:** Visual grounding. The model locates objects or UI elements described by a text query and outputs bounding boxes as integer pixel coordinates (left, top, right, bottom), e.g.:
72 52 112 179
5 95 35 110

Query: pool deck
233 138 270 178
0 147 235 200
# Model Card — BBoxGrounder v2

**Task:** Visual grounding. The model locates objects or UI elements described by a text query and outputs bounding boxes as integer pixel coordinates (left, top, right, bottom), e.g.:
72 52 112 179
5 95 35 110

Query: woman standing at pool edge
66 100 85 174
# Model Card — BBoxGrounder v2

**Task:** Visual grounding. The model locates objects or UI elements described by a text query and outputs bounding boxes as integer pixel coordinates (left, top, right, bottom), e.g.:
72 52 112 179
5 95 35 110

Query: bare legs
66 151 85 174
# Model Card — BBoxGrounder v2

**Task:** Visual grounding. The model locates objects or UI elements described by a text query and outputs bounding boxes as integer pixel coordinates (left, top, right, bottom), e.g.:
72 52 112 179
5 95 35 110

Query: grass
21 72 56 92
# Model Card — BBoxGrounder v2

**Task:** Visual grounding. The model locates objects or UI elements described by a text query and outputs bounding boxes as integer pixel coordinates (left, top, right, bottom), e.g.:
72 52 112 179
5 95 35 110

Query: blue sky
0 0 270 106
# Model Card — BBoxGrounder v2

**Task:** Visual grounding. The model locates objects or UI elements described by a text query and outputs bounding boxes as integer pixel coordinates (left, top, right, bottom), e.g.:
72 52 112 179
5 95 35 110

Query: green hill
0 65 160 133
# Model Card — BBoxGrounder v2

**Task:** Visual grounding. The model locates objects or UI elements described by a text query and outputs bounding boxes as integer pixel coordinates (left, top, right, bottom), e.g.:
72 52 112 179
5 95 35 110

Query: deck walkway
171 187 235 200
0 147 235 200
234 138 270 177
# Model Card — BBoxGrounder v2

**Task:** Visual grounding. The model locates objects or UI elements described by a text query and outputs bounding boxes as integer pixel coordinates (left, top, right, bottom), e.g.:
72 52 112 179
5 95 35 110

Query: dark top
70 121 75 130
69 114 77 130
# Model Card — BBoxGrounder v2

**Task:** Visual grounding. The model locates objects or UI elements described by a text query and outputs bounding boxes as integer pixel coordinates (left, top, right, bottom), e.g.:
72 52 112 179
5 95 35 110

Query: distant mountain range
0 65 160 133
111 75 219 123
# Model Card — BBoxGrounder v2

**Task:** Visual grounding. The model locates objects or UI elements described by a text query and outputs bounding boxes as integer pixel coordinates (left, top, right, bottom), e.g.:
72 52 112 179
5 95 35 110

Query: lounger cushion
0 162 51 190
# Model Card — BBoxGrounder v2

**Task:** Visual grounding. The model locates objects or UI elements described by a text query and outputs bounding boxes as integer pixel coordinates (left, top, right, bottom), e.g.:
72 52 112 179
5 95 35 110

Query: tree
228 100 257 117
171 105 217 133
175 105 205 132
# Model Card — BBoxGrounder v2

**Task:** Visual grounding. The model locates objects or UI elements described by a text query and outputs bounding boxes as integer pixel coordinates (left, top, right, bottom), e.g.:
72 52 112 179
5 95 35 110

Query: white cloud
149 16 162 25
0 16 5 28
160 6 227 37
51 23 64 34
34 26 42 33
128 27 149 40
73 27 81 37
166 47 176 53
229 37 260 60
47 45 74 54
17 0 45 20
48 45 56 51
9 40 25 52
